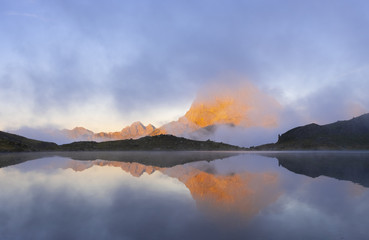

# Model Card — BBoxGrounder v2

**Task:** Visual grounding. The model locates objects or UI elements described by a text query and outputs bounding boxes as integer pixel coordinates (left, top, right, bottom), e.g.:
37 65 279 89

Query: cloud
189 125 280 147
11 126 71 144
1 0 369 133
186 79 282 127
290 68 369 125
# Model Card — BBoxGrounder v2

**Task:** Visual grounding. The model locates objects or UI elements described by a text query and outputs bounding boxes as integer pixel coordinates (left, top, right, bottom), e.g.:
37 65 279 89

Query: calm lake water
1 151 369 240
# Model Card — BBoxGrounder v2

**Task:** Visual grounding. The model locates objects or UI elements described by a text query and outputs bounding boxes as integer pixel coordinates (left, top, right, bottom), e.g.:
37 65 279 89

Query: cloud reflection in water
1 153 369 239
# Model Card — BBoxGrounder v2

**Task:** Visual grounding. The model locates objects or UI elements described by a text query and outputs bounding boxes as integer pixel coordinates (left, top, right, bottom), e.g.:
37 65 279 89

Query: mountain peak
131 121 145 128
72 126 88 131
59 121 157 142
152 82 282 137
184 83 281 128
62 127 94 140
145 124 156 133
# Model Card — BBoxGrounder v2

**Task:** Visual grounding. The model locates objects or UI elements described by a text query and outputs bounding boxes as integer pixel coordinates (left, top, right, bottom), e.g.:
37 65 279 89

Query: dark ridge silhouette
60 135 244 151
256 113 369 150
0 131 59 152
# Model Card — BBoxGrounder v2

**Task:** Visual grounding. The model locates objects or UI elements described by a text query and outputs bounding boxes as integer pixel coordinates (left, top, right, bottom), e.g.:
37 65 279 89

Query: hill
0 131 244 152
0 131 59 152
256 113 369 150
60 134 244 151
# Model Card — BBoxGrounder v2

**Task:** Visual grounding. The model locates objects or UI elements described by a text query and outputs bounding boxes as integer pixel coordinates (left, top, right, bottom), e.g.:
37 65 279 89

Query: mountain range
62 122 156 142
1 113 369 152
150 83 281 137
3 77 369 150
10 83 281 144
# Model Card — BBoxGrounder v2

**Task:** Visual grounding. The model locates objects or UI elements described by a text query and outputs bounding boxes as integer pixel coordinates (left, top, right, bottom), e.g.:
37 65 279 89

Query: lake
1 151 369 240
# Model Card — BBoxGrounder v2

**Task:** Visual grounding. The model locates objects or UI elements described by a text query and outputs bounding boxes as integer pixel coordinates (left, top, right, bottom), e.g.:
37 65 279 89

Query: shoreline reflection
1 152 369 239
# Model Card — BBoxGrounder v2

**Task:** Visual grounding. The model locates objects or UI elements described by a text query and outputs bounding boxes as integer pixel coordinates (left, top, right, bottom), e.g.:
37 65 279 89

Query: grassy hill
0 131 244 152
256 113 369 150
60 134 244 151
0 131 59 152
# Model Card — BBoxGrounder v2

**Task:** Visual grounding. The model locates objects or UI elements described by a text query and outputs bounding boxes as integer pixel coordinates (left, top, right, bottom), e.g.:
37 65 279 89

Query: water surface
0 151 369 240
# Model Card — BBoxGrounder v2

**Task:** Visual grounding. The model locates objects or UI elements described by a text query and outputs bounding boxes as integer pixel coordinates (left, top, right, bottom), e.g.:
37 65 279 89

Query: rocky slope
151 83 281 137
62 121 156 142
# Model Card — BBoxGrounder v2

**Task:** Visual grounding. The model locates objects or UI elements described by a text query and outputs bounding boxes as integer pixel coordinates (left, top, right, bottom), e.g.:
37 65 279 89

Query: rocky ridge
62 121 156 142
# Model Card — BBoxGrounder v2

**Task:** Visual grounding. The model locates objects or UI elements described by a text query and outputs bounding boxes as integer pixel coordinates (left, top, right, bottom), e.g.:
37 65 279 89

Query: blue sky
1 0 369 132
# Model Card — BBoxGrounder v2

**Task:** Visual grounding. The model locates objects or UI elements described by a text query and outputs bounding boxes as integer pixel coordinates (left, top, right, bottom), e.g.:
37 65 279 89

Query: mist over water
187 125 279 147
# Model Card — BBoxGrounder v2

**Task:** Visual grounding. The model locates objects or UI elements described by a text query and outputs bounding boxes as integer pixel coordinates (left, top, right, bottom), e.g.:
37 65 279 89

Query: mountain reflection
2 152 369 239
0 151 242 169
65 160 159 177
262 152 369 187
64 159 281 218
184 171 280 218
